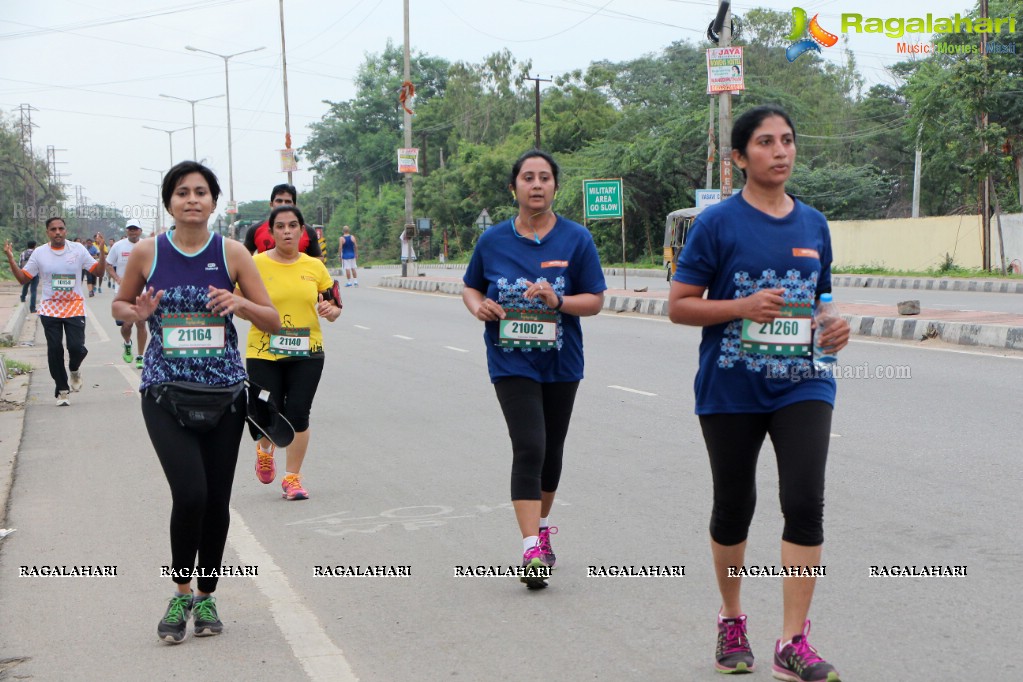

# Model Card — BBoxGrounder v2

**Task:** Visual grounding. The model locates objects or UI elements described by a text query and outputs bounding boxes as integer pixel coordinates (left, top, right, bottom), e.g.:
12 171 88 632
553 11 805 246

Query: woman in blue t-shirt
463 149 607 589
669 106 849 681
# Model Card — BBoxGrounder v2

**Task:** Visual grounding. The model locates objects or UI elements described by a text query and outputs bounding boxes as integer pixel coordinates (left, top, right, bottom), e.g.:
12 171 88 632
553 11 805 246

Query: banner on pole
398 148 419 174
279 149 298 173
706 47 745 94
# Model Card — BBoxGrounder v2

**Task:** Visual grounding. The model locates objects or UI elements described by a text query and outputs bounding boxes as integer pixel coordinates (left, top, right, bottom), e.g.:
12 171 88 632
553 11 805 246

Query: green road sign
583 179 623 220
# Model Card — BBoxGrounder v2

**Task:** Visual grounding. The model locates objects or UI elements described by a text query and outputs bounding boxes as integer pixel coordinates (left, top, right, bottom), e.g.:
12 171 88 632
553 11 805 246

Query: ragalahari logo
784 7 839 61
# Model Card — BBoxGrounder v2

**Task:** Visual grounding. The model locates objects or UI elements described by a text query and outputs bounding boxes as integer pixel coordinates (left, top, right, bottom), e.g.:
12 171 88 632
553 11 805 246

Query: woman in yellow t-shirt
242 205 341 499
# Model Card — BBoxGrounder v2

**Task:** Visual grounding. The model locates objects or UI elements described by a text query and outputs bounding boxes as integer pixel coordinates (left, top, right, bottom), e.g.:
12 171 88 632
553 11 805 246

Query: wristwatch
553 294 564 311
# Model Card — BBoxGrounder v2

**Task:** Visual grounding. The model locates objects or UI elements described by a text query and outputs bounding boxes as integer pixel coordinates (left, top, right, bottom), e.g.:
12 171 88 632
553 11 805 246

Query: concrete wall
995 213 1023 272
830 213 1023 272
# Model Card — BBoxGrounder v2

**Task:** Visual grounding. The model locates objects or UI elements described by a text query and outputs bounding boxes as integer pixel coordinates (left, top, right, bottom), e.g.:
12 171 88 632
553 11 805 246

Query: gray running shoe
192 596 223 636
158 594 193 644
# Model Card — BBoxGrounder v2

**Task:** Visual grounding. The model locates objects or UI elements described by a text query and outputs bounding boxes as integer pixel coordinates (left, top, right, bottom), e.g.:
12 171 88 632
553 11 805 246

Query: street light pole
141 167 165 233
142 125 190 168
186 45 266 239
159 93 225 161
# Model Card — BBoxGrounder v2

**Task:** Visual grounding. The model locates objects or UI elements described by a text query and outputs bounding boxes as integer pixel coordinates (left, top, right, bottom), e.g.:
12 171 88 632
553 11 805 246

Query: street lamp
142 125 190 168
159 93 225 161
141 167 165 233
186 44 266 239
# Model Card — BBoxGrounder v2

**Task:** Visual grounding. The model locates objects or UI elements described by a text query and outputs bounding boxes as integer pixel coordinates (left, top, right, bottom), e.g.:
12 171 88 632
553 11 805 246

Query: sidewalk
0 282 39 532
378 273 1023 351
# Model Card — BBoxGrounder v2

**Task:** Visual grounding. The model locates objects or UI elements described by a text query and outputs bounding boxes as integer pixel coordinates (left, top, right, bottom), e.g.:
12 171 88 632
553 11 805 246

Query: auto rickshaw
663 207 704 281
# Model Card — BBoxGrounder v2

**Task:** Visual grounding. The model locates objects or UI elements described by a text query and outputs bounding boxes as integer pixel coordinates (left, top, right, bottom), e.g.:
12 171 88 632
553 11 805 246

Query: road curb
0 302 28 347
844 314 1023 350
832 275 1023 294
380 276 1023 351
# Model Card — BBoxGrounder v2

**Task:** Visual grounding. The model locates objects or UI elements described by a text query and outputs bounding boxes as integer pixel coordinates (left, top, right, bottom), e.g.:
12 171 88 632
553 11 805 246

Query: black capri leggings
494 377 580 501
141 391 246 594
246 357 325 435
699 400 833 547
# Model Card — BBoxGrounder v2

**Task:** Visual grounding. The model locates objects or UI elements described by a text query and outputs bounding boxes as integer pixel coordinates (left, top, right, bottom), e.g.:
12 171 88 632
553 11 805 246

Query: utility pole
18 104 39 232
525 76 552 149
912 124 923 218
706 97 716 189
401 0 416 277
279 0 294 185
715 1 734 200
979 0 991 270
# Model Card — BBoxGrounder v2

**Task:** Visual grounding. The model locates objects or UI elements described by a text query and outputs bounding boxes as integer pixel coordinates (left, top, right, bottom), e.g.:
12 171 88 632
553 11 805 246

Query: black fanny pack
147 381 245 433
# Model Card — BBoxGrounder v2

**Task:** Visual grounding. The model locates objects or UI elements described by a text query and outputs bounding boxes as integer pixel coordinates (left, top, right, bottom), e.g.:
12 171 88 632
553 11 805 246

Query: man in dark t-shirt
243 183 322 257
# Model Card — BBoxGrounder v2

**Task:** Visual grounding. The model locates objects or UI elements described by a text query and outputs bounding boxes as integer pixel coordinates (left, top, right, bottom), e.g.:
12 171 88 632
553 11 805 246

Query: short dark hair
45 216 65 229
26 240 36 249
509 149 560 189
161 161 222 210
270 183 298 205
731 105 796 156
268 205 305 231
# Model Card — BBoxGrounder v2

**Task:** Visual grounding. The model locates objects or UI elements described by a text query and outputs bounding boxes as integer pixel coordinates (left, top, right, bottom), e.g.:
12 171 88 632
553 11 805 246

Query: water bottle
813 293 839 371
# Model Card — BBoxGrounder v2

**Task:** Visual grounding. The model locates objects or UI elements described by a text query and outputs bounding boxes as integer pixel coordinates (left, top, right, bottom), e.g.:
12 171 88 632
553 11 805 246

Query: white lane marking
393 334 414 340
84 302 110 343
851 337 1023 359
113 364 140 388
853 299 881 304
228 510 358 682
111 358 357 680
354 325 371 330
831 433 841 438
444 346 469 353
608 385 657 397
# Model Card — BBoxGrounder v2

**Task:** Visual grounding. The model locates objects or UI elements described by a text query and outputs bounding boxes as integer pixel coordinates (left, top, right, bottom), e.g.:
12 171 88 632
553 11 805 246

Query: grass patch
3 357 31 376
834 265 1023 279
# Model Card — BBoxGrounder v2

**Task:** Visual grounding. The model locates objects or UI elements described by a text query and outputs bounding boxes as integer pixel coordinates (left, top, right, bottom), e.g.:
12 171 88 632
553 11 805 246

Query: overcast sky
1 0 987 232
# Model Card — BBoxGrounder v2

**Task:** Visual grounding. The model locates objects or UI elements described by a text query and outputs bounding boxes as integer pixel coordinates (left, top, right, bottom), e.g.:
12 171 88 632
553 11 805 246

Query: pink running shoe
772 621 841 682
537 526 558 568
255 443 276 484
281 473 308 500
520 545 551 589
716 612 755 673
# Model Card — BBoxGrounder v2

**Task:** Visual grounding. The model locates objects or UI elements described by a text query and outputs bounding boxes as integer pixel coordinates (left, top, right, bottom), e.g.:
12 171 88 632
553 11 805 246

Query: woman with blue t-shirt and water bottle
669 105 849 681
463 149 606 589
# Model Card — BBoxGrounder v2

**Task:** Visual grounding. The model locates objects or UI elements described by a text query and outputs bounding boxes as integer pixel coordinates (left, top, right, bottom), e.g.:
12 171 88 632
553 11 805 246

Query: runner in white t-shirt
106 219 147 368
4 216 105 405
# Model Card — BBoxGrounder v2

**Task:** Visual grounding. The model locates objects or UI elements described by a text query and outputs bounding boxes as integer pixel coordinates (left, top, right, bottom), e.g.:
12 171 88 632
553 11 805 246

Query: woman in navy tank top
112 161 279 644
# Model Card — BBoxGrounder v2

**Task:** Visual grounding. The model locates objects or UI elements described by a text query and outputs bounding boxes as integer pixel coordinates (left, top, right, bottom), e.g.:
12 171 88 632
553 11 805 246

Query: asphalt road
0 277 1019 681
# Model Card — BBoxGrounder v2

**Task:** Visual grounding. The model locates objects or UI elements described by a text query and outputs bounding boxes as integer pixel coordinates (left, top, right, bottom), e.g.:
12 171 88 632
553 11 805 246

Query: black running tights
494 377 580 501
699 400 833 547
142 392 246 594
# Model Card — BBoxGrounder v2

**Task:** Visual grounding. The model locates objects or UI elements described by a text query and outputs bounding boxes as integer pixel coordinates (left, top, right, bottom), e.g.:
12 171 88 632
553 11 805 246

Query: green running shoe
158 594 192 644
193 595 223 637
